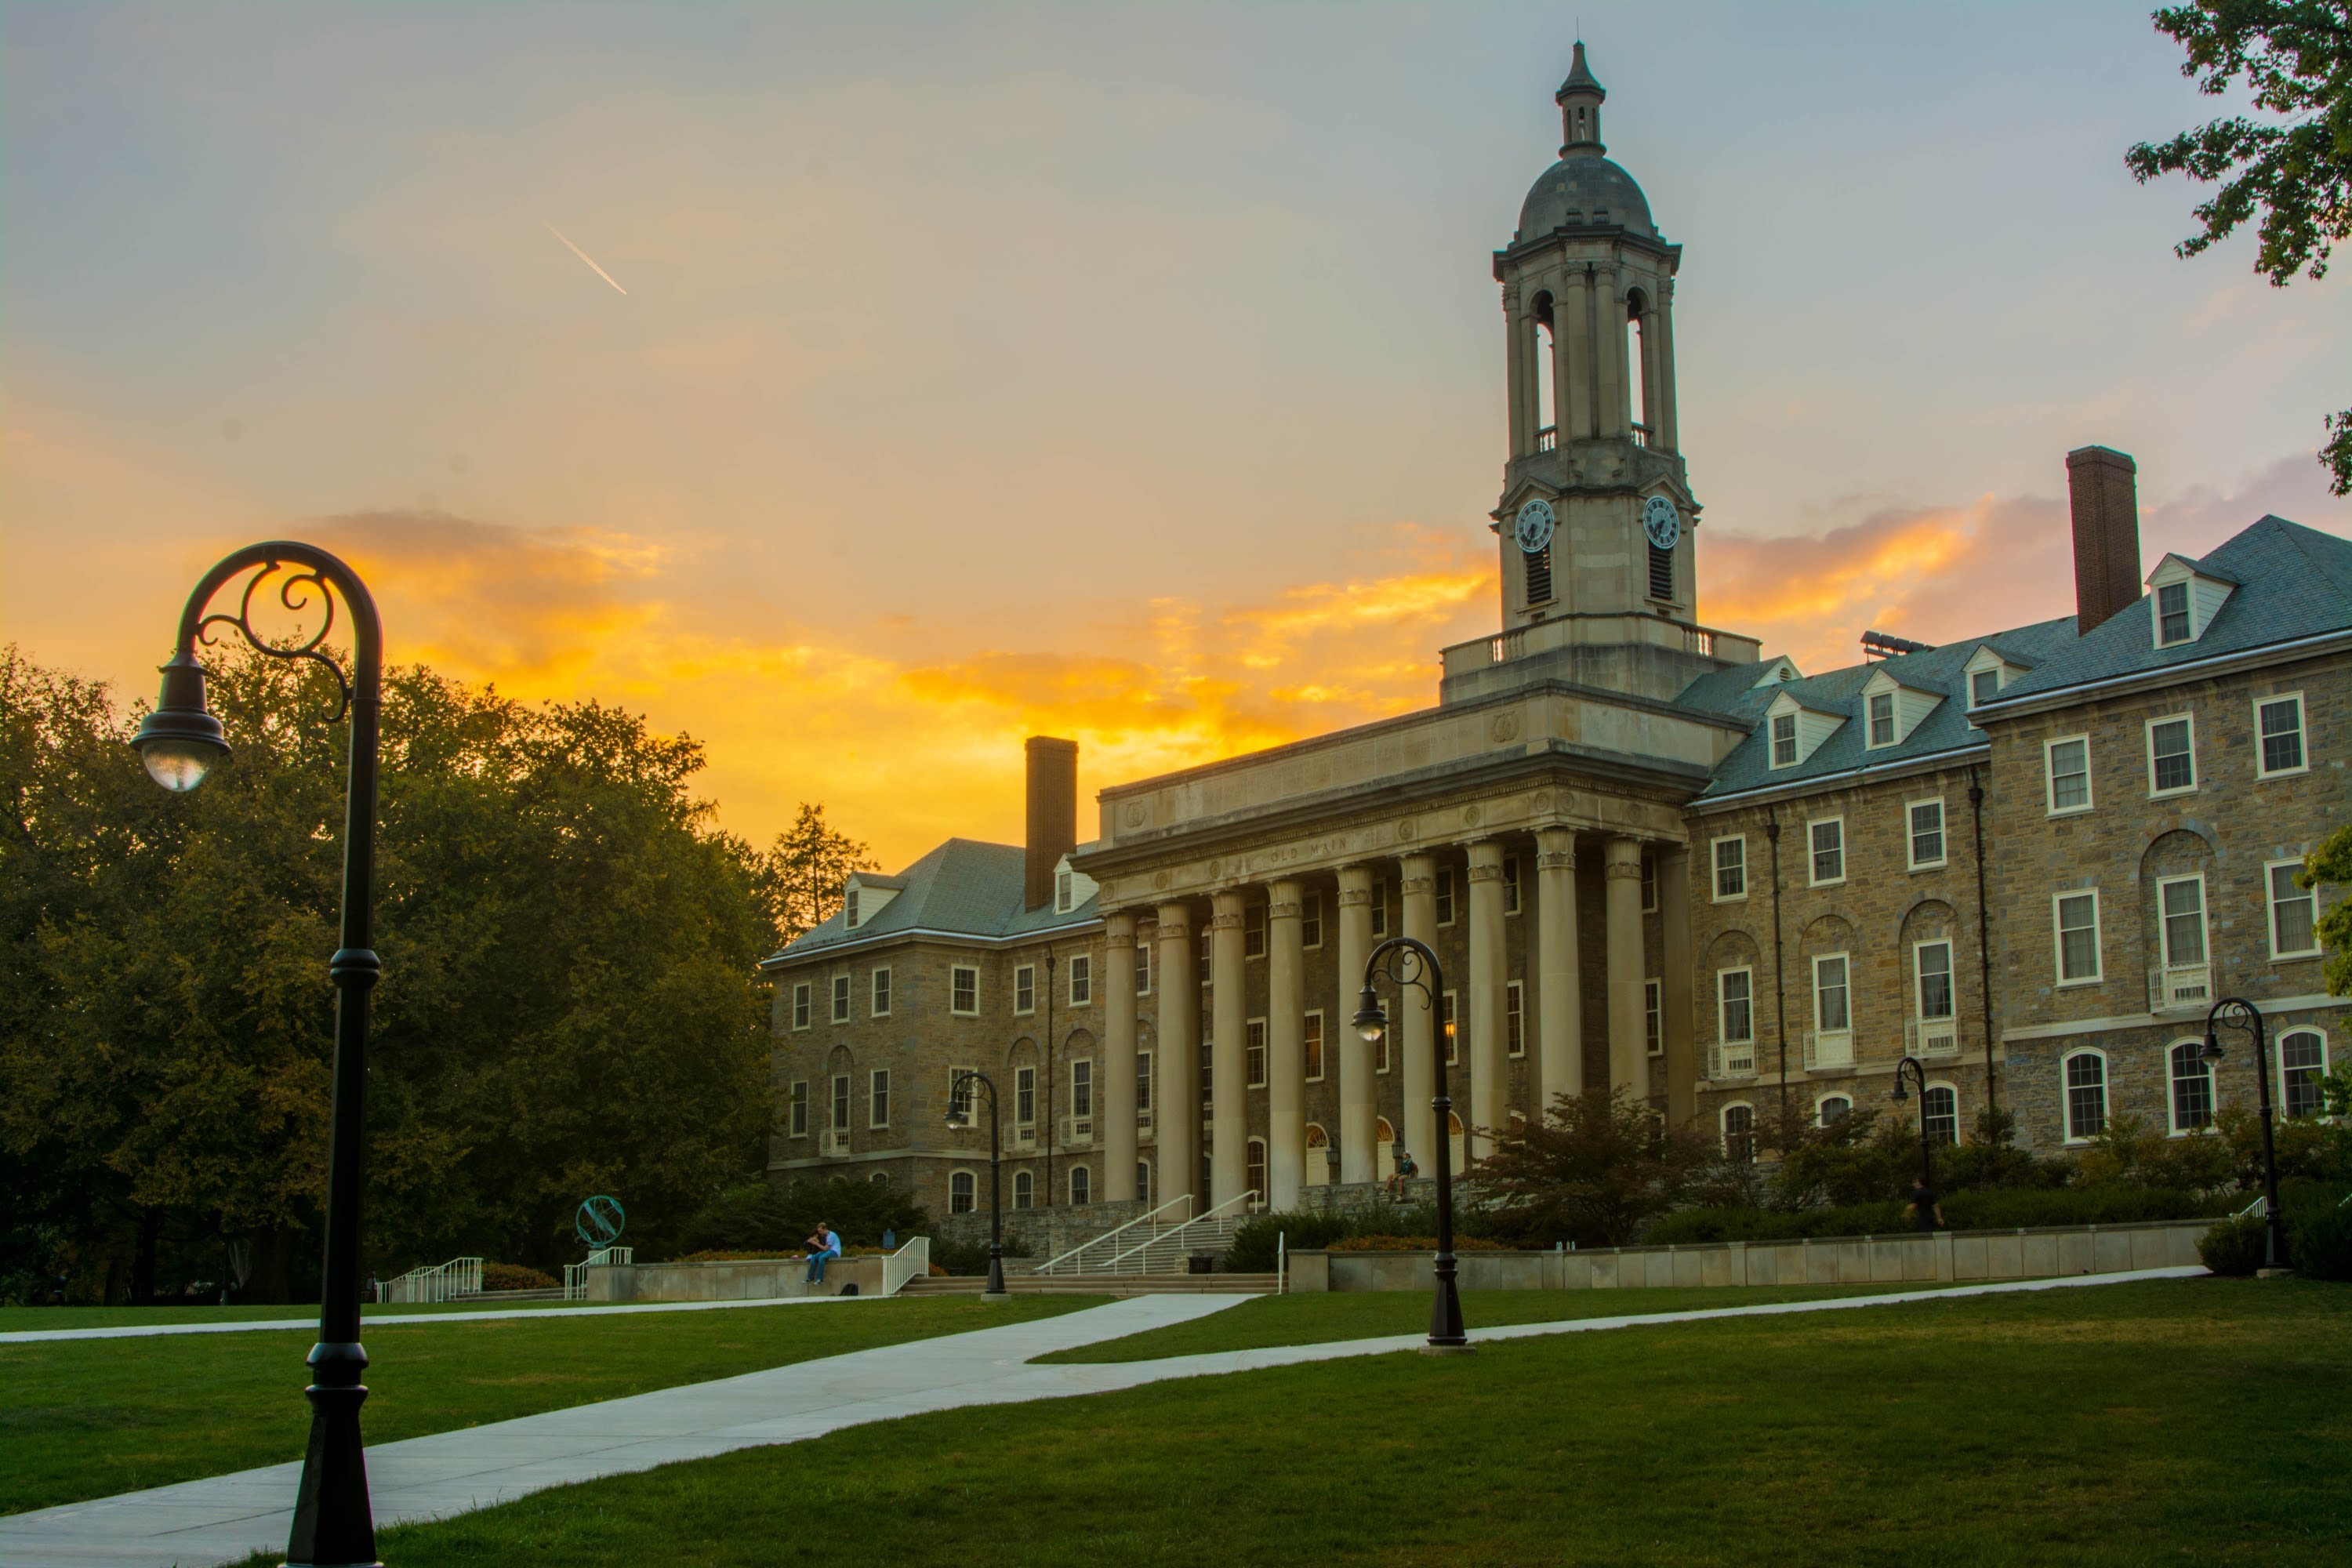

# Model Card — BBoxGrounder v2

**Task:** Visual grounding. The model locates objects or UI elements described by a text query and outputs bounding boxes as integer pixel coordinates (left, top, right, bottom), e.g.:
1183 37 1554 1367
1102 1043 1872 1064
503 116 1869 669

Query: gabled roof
765 837 1100 965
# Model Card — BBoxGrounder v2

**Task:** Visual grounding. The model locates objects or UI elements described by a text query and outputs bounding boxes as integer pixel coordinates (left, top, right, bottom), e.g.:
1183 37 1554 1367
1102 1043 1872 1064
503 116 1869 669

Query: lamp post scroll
1352 935 1468 1352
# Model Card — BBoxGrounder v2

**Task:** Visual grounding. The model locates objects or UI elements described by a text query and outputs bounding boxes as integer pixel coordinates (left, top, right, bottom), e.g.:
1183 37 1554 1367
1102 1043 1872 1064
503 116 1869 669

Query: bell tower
1491 43 1697 633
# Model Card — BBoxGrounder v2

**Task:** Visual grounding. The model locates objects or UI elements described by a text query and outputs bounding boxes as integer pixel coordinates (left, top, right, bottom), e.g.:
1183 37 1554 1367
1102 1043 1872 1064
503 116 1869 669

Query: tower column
1604 837 1648 1099
1655 285 1680 454
1563 266 1595 441
1399 852 1439 1169
1154 903 1198 1212
1266 878 1306 1210
1210 888 1248 1207
1535 826 1582 1115
1466 840 1509 1160
1102 909 1139 1202
1504 282 1534 457
1598 270 1629 438
1336 864 1377 1185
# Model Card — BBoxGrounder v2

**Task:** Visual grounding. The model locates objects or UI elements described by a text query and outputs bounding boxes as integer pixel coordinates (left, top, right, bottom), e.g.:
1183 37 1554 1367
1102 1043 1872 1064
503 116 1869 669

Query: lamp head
2200 1030 2224 1063
131 652 229 793
1889 1077 1909 1104
1351 982 1388 1044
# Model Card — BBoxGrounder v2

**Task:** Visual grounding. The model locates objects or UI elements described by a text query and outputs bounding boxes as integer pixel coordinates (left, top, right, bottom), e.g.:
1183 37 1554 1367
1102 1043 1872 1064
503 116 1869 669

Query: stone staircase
1026 1191 1259 1279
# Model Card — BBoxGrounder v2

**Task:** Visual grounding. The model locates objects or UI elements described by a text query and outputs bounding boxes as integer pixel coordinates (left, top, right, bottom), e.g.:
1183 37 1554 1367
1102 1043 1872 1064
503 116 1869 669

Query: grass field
0 1298 609 1333
243 1278 2349 1567
2 1295 1096 1515
1036 1282 1964 1362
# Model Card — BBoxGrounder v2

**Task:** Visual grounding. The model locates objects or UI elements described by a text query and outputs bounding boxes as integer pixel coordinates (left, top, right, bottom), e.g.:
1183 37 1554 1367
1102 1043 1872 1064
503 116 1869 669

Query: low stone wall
583 1254 887 1303
1284 1218 2214 1294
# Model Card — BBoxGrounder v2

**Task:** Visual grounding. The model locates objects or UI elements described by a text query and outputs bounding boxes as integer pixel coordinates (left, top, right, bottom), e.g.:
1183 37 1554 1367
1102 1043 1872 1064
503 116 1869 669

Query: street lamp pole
948 1071 1009 1298
1352 935 1468 1352
2201 996 2287 1271
1888 1055 1936 1232
131 544 383 1568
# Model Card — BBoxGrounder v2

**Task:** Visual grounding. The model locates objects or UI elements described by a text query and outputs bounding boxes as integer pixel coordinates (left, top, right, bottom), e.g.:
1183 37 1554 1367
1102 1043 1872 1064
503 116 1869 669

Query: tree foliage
2125 2 2352 492
750 803 877 953
1465 1088 1719 1247
0 644 800 1300
2306 820 2352 996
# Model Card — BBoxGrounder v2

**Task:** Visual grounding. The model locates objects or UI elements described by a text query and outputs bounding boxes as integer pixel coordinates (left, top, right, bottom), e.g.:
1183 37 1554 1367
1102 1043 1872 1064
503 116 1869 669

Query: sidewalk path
2 1293 877 1345
0 1267 2201 1568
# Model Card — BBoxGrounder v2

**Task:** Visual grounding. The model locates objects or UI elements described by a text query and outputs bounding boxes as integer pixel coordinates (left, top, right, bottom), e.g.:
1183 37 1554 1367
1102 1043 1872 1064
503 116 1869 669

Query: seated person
803 1221 842 1285
1385 1150 1418 1199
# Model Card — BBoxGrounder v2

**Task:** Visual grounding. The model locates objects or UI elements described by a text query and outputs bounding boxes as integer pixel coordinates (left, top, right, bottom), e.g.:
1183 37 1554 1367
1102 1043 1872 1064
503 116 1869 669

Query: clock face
1514 498 1556 555
1642 495 1681 552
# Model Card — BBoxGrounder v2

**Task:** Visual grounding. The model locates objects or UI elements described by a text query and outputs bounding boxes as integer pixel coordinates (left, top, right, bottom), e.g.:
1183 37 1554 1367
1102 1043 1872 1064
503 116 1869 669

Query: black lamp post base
981 1290 1013 1301
1417 1341 1478 1356
2256 1266 2297 1279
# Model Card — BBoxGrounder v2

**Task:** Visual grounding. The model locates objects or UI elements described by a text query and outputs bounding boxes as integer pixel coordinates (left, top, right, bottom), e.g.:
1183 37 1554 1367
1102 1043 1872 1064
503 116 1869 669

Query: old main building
762 47 2348 1229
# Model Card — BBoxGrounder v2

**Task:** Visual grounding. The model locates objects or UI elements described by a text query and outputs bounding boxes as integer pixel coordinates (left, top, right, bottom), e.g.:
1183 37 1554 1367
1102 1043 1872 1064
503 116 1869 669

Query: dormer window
1056 869 1073 914
844 888 860 929
1764 691 1846 770
1969 668 2001 707
1861 670 1941 750
2156 582 2191 646
1771 713 1798 768
2145 554 2236 648
1868 693 1896 747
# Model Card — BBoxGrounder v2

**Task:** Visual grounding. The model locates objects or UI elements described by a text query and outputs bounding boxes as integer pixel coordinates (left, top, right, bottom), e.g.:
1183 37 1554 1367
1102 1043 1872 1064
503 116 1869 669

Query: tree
1465 1088 1719 1247
2125 2 2352 494
2306 820 2352 996
750 803 877 952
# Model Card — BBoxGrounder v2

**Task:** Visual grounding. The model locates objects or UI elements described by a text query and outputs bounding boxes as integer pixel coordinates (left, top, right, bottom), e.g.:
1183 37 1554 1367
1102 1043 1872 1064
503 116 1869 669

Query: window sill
2270 949 2322 964
2046 805 2093 818
1907 860 1947 873
1712 892 1749 904
2147 786 2198 802
1808 879 1846 891
2255 766 2310 782
950 1009 981 1018
2054 976 2103 989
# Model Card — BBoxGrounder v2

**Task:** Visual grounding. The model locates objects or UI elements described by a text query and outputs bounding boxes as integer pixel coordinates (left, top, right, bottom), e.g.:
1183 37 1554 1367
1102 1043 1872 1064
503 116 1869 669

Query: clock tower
1491 43 1697 634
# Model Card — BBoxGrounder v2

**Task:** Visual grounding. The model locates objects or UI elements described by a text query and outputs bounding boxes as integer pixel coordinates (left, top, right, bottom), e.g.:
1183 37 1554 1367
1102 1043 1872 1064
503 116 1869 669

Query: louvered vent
1648 543 1674 601
1525 543 1555 606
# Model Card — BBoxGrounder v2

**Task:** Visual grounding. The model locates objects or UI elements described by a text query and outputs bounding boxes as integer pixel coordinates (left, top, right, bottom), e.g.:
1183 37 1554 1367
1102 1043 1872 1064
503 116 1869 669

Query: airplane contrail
545 222 627 296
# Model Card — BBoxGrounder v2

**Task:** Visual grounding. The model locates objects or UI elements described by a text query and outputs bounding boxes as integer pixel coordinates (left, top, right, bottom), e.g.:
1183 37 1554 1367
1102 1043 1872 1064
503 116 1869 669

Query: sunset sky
5 2 2347 868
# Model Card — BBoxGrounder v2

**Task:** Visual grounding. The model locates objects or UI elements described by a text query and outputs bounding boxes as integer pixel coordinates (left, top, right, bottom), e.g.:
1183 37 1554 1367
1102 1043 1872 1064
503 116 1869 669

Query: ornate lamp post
131 543 383 1568
2201 996 2288 1271
946 1070 1010 1298
1888 1055 1937 1232
1352 935 1468 1352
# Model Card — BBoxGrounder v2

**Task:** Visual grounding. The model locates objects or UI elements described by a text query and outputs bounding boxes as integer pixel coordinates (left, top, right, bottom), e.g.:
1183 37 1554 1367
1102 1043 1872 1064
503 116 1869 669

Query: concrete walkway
0 1267 2202 1568
0 1293 878 1345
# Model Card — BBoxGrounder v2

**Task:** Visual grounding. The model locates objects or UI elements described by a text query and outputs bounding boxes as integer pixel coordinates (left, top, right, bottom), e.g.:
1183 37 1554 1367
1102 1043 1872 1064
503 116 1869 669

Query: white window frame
1807 816 1846 888
1914 938 1955 1022
1504 855 1523 916
2144 713 2198 799
1769 712 1798 768
1867 691 1897 749
2063 1047 2109 1144
1440 990 1458 1066
1812 953 1852 1036
1969 666 2002 709
1070 1058 1094 1120
1069 1165 1091 1206
1055 868 1074 914
2166 1038 2214 1136
1507 982 1526 1059
1717 967 1755 1046
1712 834 1748 902
1134 940 1152 996
1906 797 1946 871
2157 873 2209 970
2045 735 2092 816
1302 891 1324 949
1435 867 1457 927
2267 858 2321 960
1013 963 1036 1016
950 964 980 1017
1641 854 1658 913
1815 1093 1853 1127
2154 579 2192 646
2053 890 2102 985
1134 1048 1152 1115
2254 692 2307 779
946 1064 977 1125
830 1073 851 1131
1014 1064 1036 1127
788 1080 808 1138
831 974 851 1024
949 1169 977 1215
1243 902 1266 960
1643 978 1663 1058
1246 1018 1268 1088
791 982 811 1031
2280 1029 2330 1120
1304 1010 1326 1082
869 1068 891 1129
1370 877 1389 938
1012 1169 1034 1210
870 966 892 1018
1246 1137 1268 1204
1721 1101 1757 1162
1922 1083 1960 1146
1069 953 1092 1007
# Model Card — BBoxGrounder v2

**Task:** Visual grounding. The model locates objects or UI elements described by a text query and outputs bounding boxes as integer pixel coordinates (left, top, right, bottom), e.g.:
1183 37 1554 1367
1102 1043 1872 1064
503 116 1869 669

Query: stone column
1639 303 1664 441
1535 826 1582 1115
1655 285 1679 454
1399 851 1439 1168
1266 877 1306 1210
1335 864 1377 1185
1604 837 1647 1099
1465 840 1509 1159
1598 271 1628 438
1154 902 1197 1212
1658 845 1697 1127
1503 282 1531 457
1210 888 1248 1207
1563 266 1595 441
1102 909 1139 1202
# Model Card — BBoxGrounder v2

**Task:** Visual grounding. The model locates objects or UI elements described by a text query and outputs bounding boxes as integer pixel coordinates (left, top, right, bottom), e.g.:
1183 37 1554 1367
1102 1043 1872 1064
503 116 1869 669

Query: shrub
1762 1106 1917 1210
1327 1235 1513 1253
480 1262 558 1291
930 1235 1033 1276
1228 1212 1356 1272
2198 1213 2267 1276
1465 1087 1721 1246
2288 1196 2352 1281
670 1178 930 1258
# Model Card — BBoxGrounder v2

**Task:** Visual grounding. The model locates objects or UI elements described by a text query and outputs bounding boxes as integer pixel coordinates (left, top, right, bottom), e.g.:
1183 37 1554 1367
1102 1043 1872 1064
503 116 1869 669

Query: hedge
1642 1186 2231 1247
479 1262 559 1292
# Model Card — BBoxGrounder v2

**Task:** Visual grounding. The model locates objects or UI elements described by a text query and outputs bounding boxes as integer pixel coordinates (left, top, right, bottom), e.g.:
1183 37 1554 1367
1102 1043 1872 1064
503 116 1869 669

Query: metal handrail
880 1236 931 1297
1033 1192 1196 1275
1100 1189 1257 1273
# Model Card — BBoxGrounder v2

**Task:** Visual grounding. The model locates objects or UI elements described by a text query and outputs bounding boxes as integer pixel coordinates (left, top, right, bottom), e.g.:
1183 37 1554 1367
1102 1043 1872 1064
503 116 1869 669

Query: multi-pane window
2281 1030 2328 1119
1247 1019 1268 1087
1809 818 1844 886
1643 978 1662 1057
2169 1041 2213 1133
2269 861 2319 958
1136 1160 1152 1206
1508 982 1526 1058
1771 712 1798 768
1134 941 1152 995
2147 716 2195 795
844 887 861 929
2055 892 2101 982
1818 1096 1852 1126
946 1065 976 1124
1243 902 1266 960
1302 892 1323 949
792 983 811 1030
1722 1103 1755 1163
1069 953 1092 1007
1969 667 2000 707
831 975 851 1023
1440 992 1458 1065
1012 1170 1034 1210
1135 1050 1152 1115
1246 1139 1268 1203
1370 878 1389 937
1014 964 1036 1014
869 1069 891 1128
831 1074 851 1131
1813 955 1851 1035
950 1171 975 1214
1304 1012 1326 1080
789 1080 808 1137
1641 855 1658 912
951 966 979 1015
2158 876 2207 968
1714 836 1747 900
1435 868 1457 926
2064 1052 2107 1141
872 967 892 1017
2046 737 2092 813
1907 799 1945 869
1916 941 1955 1021
1014 1065 1036 1126
2257 695 2307 777
1719 969 1754 1044
1503 856 1523 915
1868 691 1896 747
1070 1166 1091 1205
2155 581 2191 644
1071 1059 1093 1120
1922 1085 1958 1145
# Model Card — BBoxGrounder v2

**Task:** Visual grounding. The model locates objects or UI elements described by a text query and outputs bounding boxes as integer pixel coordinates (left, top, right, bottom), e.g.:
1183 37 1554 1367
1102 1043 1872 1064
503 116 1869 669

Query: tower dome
1513 41 1657 241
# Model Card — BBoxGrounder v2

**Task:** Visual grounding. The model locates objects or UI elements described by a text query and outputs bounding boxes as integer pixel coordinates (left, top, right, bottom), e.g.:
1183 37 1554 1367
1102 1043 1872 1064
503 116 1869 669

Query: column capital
1102 909 1138 945
1465 839 1507 880
1399 850 1437 895
1155 902 1192 939
1602 858 1644 883
1266 877 1304 920
1208 887 1247 928
1537 824 1577 871
1603 836 1644 874
1336 862 1374 905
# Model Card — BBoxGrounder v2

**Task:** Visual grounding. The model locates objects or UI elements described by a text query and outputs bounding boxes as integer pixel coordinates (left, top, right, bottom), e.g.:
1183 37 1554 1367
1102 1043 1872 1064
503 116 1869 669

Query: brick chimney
1024 736 1079 911
2066 445 2142 637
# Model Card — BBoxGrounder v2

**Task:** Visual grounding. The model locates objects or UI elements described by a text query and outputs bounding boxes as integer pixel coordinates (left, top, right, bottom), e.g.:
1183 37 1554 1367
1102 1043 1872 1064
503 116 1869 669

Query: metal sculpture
575 1194 628 1251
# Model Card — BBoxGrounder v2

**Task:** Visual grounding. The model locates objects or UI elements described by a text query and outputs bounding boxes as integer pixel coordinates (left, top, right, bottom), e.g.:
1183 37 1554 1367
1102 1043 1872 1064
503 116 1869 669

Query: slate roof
767 837 1099 964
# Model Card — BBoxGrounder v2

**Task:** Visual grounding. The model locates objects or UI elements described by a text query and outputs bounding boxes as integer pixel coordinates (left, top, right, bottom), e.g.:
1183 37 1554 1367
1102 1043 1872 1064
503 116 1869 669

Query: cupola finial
1556 41 1606 158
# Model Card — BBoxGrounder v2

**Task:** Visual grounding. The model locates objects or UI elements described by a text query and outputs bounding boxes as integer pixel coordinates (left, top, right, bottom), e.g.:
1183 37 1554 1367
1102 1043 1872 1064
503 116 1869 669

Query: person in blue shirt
804 1222 842 1286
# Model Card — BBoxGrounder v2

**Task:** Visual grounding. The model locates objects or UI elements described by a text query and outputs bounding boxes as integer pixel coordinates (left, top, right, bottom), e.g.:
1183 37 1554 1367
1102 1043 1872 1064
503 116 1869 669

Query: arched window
1534 307 1559 450
2281 1029 2328 1119
1722 1102 1755 1163
2169 1040 2214 1133
1922 1085 1958 1145
1305 1123 1330 1188
1069 1165 1091 1206
1375 1116 1398 1181
2064 1051 2107 1142
1817 1095 1852 1127
869 1170 890 1185
949 1170 976 1215
1012 1169 1034 1210
1246 1138 1268 1207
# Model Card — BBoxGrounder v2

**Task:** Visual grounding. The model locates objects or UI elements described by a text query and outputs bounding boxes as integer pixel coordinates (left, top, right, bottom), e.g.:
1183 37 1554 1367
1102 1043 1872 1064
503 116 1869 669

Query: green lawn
2 1295 1097 1516
0 1298 609 1333
1037 1282 1965 1363
260 1279 2350 1567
